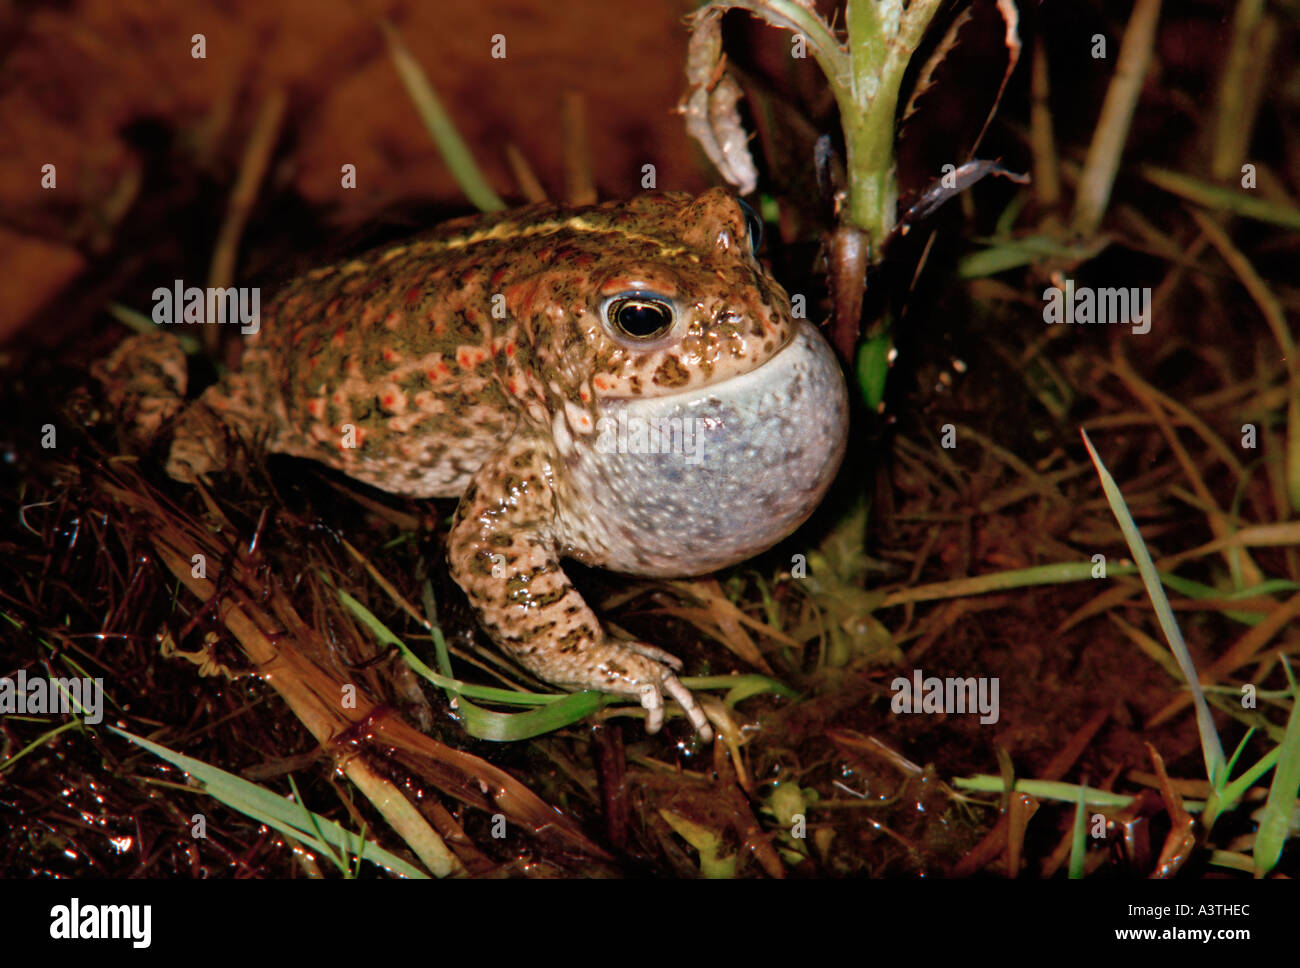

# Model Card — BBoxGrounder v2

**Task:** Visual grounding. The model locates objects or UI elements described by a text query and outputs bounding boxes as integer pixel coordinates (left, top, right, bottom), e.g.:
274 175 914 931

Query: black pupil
614 300 672 339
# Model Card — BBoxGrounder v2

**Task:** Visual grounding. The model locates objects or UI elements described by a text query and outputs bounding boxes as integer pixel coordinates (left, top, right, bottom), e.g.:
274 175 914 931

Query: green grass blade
1223 726 1259 780
1158 574 1300 626
855 333 892 410
0 720 83 773
108 303 201 355
952 776 1146 809
338 585 613 738
1252 668 1300 875
380 20 505 213
1218 746 1279 810
1141 165 1300 231
110 727 427 878
1207 850 1257 873
708 674 799 705
337 587 560 705
1081 429 1227 786
1068 782 1087 879
339 575 799 739
456 692 613 742
957 234 1111 279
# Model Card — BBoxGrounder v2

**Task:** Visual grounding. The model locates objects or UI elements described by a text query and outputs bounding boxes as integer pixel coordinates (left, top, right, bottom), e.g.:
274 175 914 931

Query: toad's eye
737 197 763 253
603 294 675 341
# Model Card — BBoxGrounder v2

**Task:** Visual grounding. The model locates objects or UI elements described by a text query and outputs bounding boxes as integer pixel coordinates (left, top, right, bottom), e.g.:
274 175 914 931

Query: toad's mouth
596 324 807 412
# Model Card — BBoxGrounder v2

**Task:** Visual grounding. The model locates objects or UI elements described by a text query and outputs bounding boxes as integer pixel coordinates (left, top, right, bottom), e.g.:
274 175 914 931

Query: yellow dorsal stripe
389 215 697 262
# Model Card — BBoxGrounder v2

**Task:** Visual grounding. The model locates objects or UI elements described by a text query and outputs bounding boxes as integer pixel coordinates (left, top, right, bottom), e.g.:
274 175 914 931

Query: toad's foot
91 331 188 444
448 436 714 741
603 641 712 739
165 365 277 482
92 331 271 484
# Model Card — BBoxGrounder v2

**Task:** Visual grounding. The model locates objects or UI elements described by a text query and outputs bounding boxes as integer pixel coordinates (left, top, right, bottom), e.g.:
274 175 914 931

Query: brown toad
101 189 849 740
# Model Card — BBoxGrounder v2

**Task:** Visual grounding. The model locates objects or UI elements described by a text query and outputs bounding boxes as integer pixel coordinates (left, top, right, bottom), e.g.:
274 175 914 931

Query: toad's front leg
447 436 713 741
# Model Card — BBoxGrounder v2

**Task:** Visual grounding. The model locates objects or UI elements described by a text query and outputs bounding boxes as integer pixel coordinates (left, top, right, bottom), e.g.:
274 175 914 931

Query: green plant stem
842 0 943 244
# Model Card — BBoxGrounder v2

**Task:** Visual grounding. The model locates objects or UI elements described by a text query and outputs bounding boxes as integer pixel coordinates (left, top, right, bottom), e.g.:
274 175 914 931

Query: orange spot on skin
382 347 402 363
381 389 409 415
306 398 325 418
457 346 489 369
384 311 403 330
331 326 347 348
505 280 538 316
592 375 611 391
579 388 591 403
